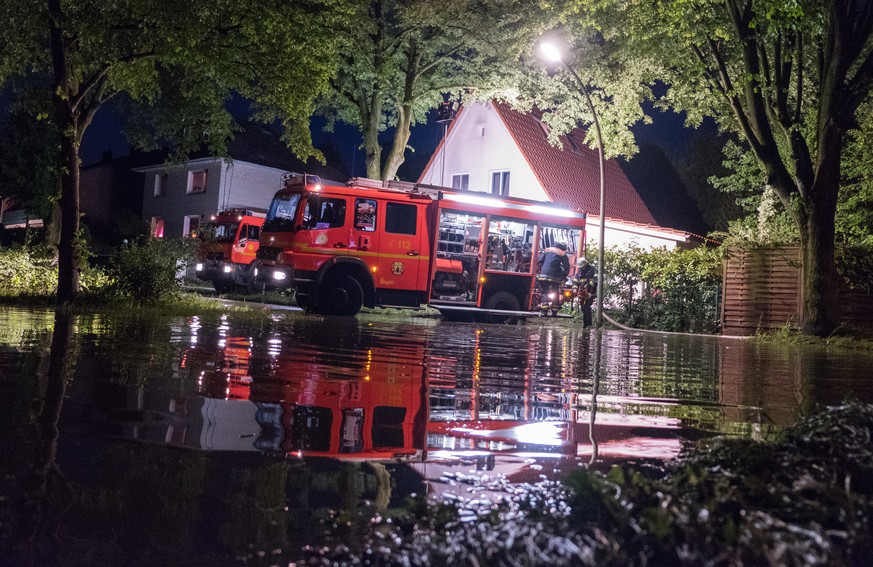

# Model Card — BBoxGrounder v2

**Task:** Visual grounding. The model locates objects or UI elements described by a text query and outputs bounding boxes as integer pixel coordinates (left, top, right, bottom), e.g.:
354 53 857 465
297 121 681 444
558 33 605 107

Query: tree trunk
55 143 80 304
382 104 413 181
381 41 420 182
363 94 383 180
799 153 841 337
48 0 80 305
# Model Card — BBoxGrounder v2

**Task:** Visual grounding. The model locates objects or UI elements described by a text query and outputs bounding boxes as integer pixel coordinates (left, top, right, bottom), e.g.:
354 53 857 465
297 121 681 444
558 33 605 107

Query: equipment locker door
374 201 427 291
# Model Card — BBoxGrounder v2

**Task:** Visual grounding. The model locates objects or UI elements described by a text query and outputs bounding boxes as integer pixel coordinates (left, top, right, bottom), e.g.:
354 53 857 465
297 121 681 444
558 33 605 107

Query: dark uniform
571 259 597 327
536 243 570 315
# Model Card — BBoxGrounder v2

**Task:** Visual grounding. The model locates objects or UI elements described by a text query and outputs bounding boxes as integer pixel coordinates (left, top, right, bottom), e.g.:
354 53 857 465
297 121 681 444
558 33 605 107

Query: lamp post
540 42 606 328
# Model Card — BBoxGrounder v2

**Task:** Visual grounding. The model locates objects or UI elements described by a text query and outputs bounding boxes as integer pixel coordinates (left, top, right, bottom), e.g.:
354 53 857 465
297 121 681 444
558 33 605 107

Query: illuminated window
187 170 207 194
183 215 200 238
151 217 165 238
451 174 469 191
154 173 168 197
491 171 510 196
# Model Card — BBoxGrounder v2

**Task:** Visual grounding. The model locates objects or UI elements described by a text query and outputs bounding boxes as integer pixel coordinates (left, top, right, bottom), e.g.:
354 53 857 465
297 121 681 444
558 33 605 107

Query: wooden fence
721 246 873 335
721 247 802 335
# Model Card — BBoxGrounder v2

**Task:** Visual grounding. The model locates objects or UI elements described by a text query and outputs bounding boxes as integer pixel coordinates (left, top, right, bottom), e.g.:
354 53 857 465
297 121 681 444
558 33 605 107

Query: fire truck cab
194 209 265 293
255 174 586 319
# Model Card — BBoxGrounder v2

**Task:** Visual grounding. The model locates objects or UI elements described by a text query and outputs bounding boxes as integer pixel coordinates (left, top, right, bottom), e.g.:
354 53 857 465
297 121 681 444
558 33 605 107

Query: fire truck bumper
195 261 238 283
254 264 294 291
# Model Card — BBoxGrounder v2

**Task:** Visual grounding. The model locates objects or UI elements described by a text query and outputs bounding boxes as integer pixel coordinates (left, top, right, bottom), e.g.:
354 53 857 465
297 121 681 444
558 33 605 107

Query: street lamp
540 42 606 328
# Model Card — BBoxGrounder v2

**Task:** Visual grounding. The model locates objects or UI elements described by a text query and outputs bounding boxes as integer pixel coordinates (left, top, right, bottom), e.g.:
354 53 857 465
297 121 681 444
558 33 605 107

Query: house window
491 171 510 196
187 170 207 194
183 215 201 238
151 217 165 239
451 174 469 191
154 173 168 197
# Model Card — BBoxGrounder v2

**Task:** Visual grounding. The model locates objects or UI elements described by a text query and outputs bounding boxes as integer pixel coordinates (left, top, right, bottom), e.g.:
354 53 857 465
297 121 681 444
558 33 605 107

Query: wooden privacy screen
721 247 802 335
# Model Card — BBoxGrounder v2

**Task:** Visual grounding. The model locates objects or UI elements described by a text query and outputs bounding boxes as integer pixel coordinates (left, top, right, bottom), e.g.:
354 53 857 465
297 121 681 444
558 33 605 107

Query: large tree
554 0 873 336
0 0 348 304
315 0 551 181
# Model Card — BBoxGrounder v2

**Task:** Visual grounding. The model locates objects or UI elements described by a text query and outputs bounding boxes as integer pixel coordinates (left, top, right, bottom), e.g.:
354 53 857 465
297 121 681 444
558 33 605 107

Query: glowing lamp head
222 265 233 273
272 271 287 281
195 263 203 271
540 42 563 63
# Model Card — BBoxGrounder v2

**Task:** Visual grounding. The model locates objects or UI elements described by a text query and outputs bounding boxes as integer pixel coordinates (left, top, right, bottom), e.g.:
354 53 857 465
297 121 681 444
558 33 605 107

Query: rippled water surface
1 306 871 565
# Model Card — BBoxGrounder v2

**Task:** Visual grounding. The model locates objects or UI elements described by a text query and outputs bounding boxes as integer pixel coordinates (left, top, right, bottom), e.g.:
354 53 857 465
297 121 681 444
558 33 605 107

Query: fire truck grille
257 246 282 261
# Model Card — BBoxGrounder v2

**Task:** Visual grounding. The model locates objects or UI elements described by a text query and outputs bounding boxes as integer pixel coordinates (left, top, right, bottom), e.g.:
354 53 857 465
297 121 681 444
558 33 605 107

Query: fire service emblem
391 262 405 276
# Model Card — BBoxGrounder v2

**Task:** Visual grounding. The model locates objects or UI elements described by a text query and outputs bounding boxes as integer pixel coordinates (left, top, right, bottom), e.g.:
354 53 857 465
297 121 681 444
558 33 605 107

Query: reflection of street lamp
540 42 605 328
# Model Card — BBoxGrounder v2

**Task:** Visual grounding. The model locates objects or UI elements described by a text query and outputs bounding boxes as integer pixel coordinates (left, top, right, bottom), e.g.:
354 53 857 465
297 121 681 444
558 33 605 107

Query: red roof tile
493 102 656 225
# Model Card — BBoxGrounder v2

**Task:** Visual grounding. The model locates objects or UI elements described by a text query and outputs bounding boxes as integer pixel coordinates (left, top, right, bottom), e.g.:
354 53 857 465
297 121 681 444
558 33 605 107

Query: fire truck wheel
484 292 521 324
213 280 234 294
318 275 364 316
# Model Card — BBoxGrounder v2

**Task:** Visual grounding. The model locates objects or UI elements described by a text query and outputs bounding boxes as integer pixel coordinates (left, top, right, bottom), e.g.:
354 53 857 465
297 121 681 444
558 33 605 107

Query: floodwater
1 305 871 566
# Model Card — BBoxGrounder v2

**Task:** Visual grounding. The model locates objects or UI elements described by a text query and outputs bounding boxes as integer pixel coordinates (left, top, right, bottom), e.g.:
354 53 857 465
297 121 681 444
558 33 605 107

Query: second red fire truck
254 174 586 319
194 209 265 293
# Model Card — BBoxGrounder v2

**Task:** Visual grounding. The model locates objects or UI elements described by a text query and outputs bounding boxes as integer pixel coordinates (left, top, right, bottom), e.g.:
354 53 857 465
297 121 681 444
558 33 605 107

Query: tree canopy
542 0 873 335
0 0 351 302
316 0 552 181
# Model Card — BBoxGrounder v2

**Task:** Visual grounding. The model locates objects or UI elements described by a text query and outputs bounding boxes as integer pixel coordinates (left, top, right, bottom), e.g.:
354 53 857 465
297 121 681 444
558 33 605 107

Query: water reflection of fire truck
254 175 587 320
249 348 428 461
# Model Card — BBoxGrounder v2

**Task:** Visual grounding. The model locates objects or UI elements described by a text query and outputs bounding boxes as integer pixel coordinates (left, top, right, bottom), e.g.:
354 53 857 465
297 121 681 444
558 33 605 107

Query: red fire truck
194 209 265 293
254 174 586 319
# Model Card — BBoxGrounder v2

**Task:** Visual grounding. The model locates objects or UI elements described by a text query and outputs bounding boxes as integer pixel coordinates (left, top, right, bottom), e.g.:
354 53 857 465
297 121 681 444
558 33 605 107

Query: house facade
138 158 288 239
419 101 697 250
137 122 346 239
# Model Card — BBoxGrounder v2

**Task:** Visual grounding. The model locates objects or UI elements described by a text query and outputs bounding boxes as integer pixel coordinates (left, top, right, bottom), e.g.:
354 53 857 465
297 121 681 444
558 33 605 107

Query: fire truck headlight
195 263 203 271
272 271 287 281
548 292 556 300
222 265 233 274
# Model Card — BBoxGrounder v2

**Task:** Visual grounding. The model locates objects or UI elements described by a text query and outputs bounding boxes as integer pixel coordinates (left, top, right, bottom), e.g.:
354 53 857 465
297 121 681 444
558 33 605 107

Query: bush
0 245 58 297
602 244 722 333
109 238 194 302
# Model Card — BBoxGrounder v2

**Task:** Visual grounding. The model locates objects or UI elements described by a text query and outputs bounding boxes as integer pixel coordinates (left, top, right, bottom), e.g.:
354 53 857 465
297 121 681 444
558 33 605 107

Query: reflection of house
136 122 346 240
419 101 700 250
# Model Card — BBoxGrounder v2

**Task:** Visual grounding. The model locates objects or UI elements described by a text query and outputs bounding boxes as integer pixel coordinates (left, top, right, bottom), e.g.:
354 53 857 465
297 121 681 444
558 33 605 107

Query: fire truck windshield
200 222 239 243
263 193 302 232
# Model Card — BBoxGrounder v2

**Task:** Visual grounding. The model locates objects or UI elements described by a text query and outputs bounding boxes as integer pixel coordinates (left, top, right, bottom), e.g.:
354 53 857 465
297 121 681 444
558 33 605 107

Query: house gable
418 102 550 202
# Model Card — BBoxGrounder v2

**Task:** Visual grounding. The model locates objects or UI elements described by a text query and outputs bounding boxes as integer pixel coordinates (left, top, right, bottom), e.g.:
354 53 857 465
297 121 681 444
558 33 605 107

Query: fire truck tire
318 275 364 316
213 280 234 294
484 291 521 324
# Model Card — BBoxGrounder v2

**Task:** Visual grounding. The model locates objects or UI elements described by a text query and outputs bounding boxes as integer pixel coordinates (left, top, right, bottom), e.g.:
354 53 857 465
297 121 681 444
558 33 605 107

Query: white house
137 123 345 239
419 101 697 250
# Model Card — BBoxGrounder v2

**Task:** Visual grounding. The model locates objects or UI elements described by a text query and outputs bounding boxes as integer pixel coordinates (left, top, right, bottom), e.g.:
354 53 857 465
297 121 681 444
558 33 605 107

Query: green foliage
0 246 58 297
0 82 59 220
319 0 553 179
109 239 195 303
602 243 722 333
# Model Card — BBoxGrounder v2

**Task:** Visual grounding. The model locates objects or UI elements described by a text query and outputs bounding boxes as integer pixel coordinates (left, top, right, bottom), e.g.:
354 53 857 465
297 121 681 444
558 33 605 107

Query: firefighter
536 242 570 316
571 258 597 327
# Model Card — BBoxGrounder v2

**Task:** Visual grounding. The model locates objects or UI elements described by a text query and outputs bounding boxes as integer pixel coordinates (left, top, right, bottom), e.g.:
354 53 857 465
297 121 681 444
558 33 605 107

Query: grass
754 321 873 351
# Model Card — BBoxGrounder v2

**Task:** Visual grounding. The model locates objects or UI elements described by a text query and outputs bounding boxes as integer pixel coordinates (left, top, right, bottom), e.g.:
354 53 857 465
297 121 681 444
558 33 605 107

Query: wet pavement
1 306 871 565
